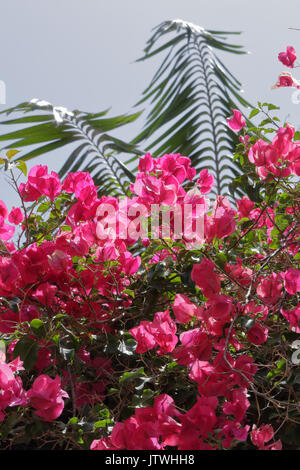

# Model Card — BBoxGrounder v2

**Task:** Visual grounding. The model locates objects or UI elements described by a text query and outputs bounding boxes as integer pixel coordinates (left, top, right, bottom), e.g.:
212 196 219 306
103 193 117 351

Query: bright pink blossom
223 389 250 422
281 305 300 332
129 309 178 355
247 323 268 345
19 165 62 202
271 72 300 89
27 375 68 421
283 268 300 295
0 222 15 241
173 294 199 323
278 46 297 68
227 109 246 132
119 251 141 275
138 153 155 172
257 273 282 304
0 358 27 421
236 197 255 220
174 328 212 365
205 205 236 241
191 259 220 299
251 424 282 450
197 169 214 194
0 201 8 219
8 207 24 225
225 258 252 287
31 283 58 306
129 320 157 354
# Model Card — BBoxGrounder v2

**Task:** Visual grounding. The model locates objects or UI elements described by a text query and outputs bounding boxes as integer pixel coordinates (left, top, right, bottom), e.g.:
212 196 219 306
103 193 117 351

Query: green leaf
131 389 154 408
249 108 260 119
13 338 38 370
37 201 51 213
30 318 43 329
119 367 146 384
6 149 20 159
94 419 112 428
68 417 79 425
294 131 300 141
215 252 228 269
15 160 27 176
261 102 280 111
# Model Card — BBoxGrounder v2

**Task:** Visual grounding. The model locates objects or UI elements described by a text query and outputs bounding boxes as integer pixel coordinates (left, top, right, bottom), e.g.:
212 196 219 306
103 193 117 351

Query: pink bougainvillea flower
278 46 297 68
129 309 177 355
196 169 214 194
138 152 155 172
283 268 300 295
173 294 199 323
236 196 255 220
281 305 300 333
191 258 220 299
119 251 141 275
0 358 27 421
151 310 178 355
0 201 15 240
27 375 68 421
248 139 279 167
129 320 157 354
271 72 300 89
91 393 181 450
181 396 218 440
225 258 252 287
206 294 233 322
205 206 236 241
226 109 246 132
272 123 295 157
257 273 282 304
31 282 58 306
251 424 282 450
223 389 250 423
19 165 62 202
188 360 214 387
238 134 250 149
8 207 24 225
0 222 15 241
174 328 212 365
47 249 73 273
0 201 8 219
247 323 268 345
63 171 98 207
177 155 196 182
91 438 119 450
221 421 250 449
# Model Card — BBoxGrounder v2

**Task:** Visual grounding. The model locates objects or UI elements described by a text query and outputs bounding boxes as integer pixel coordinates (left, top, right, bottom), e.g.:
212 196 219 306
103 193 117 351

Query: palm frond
131 19 253 196
0 100 143 196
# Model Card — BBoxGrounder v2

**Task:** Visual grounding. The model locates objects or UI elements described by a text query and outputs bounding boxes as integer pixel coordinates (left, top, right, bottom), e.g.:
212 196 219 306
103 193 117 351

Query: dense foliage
0 44 299 451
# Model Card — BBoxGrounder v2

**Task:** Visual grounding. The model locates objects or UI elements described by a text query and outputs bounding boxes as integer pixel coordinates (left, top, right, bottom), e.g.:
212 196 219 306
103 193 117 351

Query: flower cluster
1 49 300 448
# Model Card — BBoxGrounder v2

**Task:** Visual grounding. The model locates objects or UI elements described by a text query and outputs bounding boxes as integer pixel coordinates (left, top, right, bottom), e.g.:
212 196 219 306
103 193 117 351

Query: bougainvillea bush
0 48 300 451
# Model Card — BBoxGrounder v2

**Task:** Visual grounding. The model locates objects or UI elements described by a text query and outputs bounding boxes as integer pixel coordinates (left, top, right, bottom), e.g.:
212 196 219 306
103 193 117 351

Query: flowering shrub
0 49 300 451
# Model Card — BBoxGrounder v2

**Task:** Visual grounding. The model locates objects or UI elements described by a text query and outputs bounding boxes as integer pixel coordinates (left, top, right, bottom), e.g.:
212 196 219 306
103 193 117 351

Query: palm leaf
131 19 253 196
0 100 143 196
0 20 255 200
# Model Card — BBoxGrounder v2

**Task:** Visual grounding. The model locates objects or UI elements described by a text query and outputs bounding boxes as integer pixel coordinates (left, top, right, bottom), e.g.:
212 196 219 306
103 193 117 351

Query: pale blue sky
1 0 300 209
